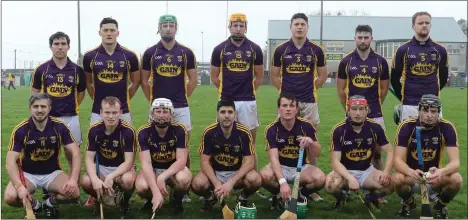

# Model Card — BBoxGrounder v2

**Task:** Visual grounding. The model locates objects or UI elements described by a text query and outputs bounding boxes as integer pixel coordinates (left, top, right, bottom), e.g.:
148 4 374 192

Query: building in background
267 15 467 86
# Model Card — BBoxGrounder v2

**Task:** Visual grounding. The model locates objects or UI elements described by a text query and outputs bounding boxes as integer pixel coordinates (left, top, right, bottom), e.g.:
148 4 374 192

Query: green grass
1 85 466 219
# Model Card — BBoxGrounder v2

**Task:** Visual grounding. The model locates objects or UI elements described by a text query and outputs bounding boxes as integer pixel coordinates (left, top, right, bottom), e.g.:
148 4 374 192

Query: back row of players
4 11 461 219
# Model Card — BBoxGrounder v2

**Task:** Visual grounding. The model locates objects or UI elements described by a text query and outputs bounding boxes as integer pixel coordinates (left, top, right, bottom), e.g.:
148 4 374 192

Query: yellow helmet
229 13 247 24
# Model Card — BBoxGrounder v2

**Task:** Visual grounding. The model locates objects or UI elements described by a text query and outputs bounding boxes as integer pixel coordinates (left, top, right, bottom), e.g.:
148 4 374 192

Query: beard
161 35 174 42
357 44 370 51
32 114 47 123
231 35 245 42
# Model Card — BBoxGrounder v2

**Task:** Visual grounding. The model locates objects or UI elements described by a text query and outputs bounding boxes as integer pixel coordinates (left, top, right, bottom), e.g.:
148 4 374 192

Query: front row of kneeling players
5 92 462 219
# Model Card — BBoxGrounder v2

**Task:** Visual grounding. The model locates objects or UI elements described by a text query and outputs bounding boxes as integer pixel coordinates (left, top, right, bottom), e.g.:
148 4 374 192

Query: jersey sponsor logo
345 148 371 161
97 70 123 83
101 148 118 159
226 59 250 72
285 63 310 74
279 145 299 159
152 151 176 163
30 148 55 161
411 62 435 76
47 83 72 97
352 74 376 88
411 148 437 162
156 63 182 77
214 153 239 167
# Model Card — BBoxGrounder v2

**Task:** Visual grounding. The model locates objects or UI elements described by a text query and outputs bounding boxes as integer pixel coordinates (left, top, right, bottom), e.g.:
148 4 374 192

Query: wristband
278 178 287 185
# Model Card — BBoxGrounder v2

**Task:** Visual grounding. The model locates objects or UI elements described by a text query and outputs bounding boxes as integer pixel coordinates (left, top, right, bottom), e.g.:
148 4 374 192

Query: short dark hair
412 11 431 25
355 25 373 35
101 96 121 108
290 13 308 25
49 31 70 47
100 17 119 29
29 93 52 107
217 100 236 111
277 92 298 108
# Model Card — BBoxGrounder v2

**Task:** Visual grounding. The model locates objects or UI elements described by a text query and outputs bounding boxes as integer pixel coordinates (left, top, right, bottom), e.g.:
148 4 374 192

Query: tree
457 18 467 35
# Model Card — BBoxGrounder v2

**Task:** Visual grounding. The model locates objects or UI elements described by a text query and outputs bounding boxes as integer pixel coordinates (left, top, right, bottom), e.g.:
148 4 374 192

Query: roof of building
268 16 467 42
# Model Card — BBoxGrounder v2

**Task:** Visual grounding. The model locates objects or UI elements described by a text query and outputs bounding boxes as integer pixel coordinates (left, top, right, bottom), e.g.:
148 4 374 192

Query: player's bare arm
186 67 198 97
85 151 108 197
139 149 163 210
5 152 27 194
128 69 141 99
209 65 221 89
84 71 95 100
267 148 290 199
434 146 460 180
379 143 393 186
62 142 81 196
379 79 389 104
393 146 424 182
253 65 264 90
200 154 222 188
331 151 359 190
104 152 135 190
140 69 151 102
158 147 188 188
315 65 328 89
269 66 281 90
77 91 85 105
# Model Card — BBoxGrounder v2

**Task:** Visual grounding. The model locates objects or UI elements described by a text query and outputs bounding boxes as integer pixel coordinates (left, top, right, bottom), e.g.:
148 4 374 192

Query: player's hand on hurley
103 176 115 195
297 136 314 149
377 172 391 187
426 167 442 185
215 181 234 200
91 177 107 198
279 182 291 201
347 177 360 191
17 186 31 201
151 194 163 212
156 176 169 199
409 169 425 184
63 179 79 197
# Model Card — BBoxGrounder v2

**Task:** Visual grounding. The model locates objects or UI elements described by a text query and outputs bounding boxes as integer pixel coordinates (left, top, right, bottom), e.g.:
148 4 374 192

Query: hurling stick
279 147 305 219
416 127 433 219
17 159 36 220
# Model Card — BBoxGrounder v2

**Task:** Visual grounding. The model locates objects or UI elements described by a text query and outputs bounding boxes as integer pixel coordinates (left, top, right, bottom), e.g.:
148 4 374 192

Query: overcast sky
2 1 467 69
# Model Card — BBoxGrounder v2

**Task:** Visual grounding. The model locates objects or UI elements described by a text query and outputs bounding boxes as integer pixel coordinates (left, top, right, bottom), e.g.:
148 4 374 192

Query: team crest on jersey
372 67 377 73
68 76 74 83
214 144 220 148
119 61 125 67
245 51 251 57
233 145 240 152
431 53 437 61
367 138 373 145
432 137 439 144
307 55 312 62
50 136 56 144
113 140 119 147
169 140 175 146
235 51 242 59
177 56 183 62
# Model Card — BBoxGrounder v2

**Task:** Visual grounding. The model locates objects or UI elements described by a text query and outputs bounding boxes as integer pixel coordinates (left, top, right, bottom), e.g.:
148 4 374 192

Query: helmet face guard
149 98 174 128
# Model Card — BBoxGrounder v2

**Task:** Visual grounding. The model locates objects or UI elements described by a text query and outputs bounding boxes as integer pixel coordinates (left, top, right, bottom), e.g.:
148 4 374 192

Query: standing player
210 13 264 166
8 73 16 90
31 31 86 201
141 14 197 202
4 93 81 218
260 92 326 209
135 98 192 214
80 97 137 218
392 95 462 219
336 24 390 203
269 13 328 201
325 95 394 211
391 11 449 123
191 100 261 210
83 17 140 125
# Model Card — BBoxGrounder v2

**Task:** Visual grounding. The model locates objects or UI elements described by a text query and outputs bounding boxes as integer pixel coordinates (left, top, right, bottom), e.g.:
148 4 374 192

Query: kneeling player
191 100 262 211
136 98 192 214
393 94 462 219
4 93 81 218
260 92 326 210
81 97 137 218
325 95 394 211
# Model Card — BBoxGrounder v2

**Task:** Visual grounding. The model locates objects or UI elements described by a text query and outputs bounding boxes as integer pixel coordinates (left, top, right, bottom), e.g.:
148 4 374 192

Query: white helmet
150 98 174 113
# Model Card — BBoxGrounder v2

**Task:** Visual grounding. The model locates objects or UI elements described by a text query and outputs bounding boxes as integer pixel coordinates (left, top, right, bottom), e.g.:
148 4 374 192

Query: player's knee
80 174 92 189
191 175 208 192
392 172 406 187
175 172 192 190
70 191 80 200
245 171 262 188
259 168 275 184
313 174 326 188
325 173 342 193
135 177 149 194
449 173 463 190
121 176 136 191
4 191 19 207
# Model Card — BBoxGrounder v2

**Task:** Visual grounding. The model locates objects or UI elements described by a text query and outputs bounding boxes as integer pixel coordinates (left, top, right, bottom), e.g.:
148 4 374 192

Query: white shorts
347 165 376 188
90 112 133 126
23 170 63 191
371 117 386 131
234 101 259 130
400 105 443 123
98 165 118 177
173 107 192 131
270 164 310 183
57 115 82 144
215 171 236 184
298 102 320 125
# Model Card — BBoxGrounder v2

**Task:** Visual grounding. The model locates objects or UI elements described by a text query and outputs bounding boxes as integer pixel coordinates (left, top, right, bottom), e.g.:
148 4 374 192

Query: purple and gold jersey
265 117 317 167
338 49 389 118
392 37 448 105
211 38 263 101
83 44 139 114
272 39 326 103
331 118 389 171
142 41 196 108
137 122 188 169
199 122 254 172
9 116 75 174
394 118 458 171
86 120 136 167
31 58 86 117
